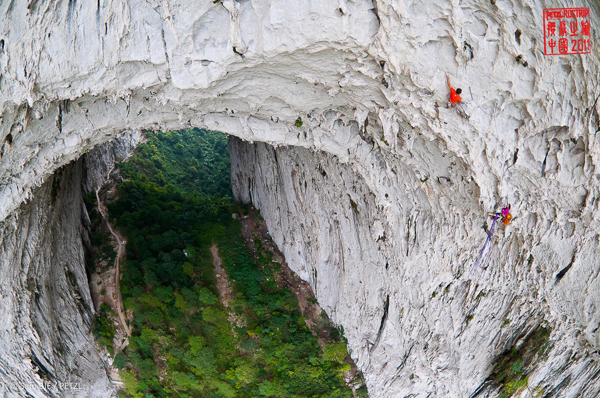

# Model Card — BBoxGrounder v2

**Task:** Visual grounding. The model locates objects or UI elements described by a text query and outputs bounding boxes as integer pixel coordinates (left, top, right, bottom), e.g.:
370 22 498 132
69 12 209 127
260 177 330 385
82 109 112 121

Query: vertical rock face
83 130 143 193
230 136 600 397
0 131 140 397
0 160 115 398
0 0 599 397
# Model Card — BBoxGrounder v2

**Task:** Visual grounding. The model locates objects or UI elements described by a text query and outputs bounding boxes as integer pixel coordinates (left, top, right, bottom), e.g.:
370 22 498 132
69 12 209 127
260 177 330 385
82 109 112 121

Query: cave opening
81 128 367 397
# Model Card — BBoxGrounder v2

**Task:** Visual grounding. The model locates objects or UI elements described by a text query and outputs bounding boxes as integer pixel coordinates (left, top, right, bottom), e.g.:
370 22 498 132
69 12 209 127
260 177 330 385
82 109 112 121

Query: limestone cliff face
0 159 115 398
229 136 600 397
83 130 143 193
0 131 140 398
1 0 600 397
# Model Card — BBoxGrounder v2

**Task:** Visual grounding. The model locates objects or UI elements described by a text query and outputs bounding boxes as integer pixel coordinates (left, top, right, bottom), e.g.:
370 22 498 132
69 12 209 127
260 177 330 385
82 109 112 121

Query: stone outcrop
1 0 600 396
83 130 143 193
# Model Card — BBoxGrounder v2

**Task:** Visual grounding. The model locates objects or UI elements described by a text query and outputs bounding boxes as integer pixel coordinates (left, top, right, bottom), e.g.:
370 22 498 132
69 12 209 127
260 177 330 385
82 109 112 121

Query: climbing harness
445 74 471 119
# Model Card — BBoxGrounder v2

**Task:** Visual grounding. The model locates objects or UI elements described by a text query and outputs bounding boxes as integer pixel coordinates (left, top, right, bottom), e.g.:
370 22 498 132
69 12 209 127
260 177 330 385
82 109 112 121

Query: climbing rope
468 87 497 118
470 213 499 275
470 206 512 275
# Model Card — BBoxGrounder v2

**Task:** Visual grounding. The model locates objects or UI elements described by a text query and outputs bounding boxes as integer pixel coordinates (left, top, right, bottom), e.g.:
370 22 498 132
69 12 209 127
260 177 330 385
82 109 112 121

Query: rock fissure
371 294 390 353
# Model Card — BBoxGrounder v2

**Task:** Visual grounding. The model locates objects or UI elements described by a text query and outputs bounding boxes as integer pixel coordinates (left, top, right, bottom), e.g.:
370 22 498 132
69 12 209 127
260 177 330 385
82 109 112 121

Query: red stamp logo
544 8 591 55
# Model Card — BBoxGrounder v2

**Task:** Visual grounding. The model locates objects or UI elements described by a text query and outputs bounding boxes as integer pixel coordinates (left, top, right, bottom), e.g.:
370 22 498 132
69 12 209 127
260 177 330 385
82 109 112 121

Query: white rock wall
82 129 143 193
0 131 141 397
229 131 600 396
0 0 600 396
0 159 115 398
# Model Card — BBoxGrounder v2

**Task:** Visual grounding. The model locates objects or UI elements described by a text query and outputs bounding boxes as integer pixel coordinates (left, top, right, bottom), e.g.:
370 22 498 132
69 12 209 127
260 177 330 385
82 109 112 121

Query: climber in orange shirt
446 74 462 107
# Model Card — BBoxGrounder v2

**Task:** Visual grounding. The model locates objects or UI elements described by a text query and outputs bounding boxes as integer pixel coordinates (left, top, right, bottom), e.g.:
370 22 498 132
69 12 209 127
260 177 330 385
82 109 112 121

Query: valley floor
84 129 366 398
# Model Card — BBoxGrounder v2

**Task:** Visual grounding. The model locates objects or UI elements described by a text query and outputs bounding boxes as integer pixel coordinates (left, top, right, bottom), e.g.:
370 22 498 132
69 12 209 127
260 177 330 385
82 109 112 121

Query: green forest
88 129 362 398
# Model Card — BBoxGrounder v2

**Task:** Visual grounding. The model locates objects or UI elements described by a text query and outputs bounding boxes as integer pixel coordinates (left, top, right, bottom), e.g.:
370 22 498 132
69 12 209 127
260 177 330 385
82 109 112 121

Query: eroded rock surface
0 131 140 397
1 0 600 397
0 160 115 398
230 135 600 397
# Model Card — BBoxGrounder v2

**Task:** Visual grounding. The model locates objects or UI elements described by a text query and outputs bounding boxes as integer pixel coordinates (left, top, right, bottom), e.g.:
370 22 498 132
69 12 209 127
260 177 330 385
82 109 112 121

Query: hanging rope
470 213 500 275
469 87 496 118
470 206 512 275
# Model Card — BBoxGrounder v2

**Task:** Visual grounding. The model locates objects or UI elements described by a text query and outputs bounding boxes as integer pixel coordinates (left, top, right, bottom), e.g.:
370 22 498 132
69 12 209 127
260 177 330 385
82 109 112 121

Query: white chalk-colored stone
0 0 599 397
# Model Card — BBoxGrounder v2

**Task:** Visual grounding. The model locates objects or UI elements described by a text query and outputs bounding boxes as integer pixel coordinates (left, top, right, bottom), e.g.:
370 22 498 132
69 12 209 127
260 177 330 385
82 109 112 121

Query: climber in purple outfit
488 205 512 224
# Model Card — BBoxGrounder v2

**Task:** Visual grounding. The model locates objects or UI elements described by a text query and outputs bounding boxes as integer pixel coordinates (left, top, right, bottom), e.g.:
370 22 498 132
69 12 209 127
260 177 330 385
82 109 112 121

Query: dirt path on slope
239 209 328 344
210 244 246 337
95 167 131 350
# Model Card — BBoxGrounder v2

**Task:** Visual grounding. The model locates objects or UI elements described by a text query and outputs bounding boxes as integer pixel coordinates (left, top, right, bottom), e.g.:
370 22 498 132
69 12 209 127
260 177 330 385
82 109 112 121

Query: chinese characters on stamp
544 8 591 55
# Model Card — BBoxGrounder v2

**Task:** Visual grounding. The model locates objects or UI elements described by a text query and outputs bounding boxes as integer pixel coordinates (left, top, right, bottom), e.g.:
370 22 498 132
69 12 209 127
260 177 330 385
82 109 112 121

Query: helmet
502 213 512 225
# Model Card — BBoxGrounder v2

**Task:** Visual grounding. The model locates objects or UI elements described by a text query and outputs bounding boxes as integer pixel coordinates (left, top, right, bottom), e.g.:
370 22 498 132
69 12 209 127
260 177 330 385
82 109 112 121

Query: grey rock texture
230 136 600 397
0 159 115 398
0 130 140 397
0 0 599 397
83 130 143 193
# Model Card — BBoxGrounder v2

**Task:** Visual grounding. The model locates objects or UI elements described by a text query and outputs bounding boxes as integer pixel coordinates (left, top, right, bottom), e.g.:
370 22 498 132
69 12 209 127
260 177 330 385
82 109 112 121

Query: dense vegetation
97 129 357 398
489 326 551 398
119 128 231 197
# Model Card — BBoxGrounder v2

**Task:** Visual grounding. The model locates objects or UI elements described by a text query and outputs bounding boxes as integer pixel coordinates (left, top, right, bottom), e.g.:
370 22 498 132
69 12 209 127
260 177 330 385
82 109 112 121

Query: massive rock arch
0 0 599 396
